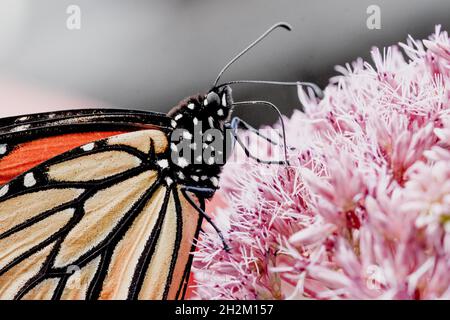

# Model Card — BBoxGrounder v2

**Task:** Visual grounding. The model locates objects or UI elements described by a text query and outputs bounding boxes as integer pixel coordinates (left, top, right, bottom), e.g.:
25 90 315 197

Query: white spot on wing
171 120 177 128
170 143 178 152
190 142 197 150
222 94 227 107
174 114 183 121
18 116 29 122
207 157 215 165
0 144 7 155
217 109 224 116
191 175 199 182
81 143 95 151
11 124 31 133
24 172 36 187
193 117 199 125
187 103 195 110
165 177 173 186
0 184 9 197
157 159 169 169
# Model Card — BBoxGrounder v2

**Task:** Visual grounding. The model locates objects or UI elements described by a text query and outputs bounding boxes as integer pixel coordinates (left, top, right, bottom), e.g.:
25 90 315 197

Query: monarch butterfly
0 22 321 300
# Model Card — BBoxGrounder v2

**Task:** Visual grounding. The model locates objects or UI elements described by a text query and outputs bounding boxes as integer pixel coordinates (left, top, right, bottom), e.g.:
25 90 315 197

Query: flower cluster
193 26 450 300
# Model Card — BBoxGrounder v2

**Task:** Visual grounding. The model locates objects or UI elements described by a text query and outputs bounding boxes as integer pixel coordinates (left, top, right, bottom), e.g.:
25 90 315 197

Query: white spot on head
165 177 173 186
171 120 177 128
177 171 185 179
0 184 9 197
222 95 227 107
0 144 7 155
182 131 192 139
191 175 199 182
157 159 169 169
208 117 214 128
24 172 36 187
217 109 224 116
193 117 199 125
177 157 189 168
187 103 195 110
211 177 219 187
81 143 95 151
174 114 183 121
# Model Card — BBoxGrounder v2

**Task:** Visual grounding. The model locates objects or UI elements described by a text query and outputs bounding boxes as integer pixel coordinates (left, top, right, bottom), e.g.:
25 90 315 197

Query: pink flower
193 26 450 300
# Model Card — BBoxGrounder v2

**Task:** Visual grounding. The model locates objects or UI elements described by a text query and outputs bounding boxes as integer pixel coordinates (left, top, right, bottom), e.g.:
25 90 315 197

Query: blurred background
0 0 449 125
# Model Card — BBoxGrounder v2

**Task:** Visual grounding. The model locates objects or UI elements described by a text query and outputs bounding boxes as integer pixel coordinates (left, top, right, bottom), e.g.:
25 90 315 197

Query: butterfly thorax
162 86 233 193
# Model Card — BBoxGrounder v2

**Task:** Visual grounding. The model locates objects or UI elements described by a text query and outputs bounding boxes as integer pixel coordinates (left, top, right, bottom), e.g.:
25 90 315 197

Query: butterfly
0 22 322 300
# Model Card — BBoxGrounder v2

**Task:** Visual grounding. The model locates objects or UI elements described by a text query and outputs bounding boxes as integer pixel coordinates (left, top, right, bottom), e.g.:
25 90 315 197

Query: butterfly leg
230 116 296 151
230 116 285 145
180 186 230 251
225 119 287 165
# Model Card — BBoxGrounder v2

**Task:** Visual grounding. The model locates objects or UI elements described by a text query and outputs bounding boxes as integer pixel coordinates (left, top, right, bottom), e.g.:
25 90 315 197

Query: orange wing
0 129 202 300
0 109 170 185
0 131 126 185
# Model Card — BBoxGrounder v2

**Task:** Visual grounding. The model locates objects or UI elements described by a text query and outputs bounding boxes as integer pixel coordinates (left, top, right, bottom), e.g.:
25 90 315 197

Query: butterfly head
168 85 233 130
203 85 233 122
164 22 323 193
165 85 234 191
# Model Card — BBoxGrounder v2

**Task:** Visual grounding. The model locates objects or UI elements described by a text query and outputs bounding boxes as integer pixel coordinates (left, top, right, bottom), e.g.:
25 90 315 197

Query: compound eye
205 91 220 106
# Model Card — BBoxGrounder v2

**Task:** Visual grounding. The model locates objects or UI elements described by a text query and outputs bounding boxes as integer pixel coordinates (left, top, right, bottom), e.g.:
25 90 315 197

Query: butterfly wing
0 109 171 185
0 129 202 300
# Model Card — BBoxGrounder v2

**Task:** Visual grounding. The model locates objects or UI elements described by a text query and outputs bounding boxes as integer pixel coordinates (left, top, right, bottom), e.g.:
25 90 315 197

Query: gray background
0 0 449 125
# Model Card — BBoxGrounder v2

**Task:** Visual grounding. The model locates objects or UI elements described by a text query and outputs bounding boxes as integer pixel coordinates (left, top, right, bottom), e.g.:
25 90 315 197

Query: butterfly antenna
218 80 324 98
212 22 292 89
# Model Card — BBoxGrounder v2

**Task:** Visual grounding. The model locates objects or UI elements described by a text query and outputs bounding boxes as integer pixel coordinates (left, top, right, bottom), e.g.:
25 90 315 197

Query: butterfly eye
205 91 220 106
